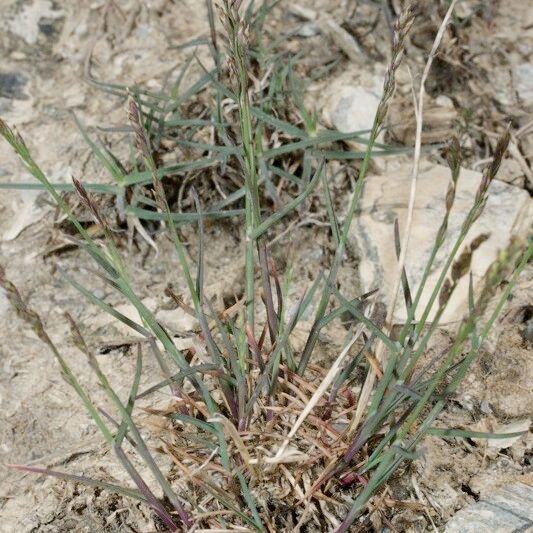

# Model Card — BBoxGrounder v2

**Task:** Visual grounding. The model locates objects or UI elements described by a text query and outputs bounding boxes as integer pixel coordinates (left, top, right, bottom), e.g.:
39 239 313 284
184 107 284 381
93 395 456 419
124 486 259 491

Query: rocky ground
0 1 531 531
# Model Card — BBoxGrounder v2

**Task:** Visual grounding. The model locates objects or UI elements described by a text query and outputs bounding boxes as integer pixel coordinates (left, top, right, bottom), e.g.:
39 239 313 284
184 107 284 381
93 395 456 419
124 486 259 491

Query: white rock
323 84 381 135
492 66 516 108
5 0 64 46
295 23 320 38
0 289 9 318
288 6 360 59
487 419 530 449
2 190 45 241
316 15 361 61
155 308 198 333
348 161 532 324
319 70 387 174
91 297 157 337
445 483 533 532
513 63 533 107
454 0 475 19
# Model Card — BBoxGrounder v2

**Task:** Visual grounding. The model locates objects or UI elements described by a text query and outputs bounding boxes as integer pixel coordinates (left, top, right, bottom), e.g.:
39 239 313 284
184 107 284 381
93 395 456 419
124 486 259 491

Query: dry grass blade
273 317 369 461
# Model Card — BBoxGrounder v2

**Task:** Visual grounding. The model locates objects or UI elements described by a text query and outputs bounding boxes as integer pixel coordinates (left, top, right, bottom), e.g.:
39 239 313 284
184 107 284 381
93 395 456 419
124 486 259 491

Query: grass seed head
72 177 109 230
127 95 151 159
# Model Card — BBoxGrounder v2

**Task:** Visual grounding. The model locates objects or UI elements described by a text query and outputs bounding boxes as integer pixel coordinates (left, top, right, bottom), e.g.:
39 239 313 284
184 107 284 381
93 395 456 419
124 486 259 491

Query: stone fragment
5 0 64 45
524 316 533 343
155 308 198 333
316 15 361 61
288 6 361 60
294 23 320 38
348 161 532 324
487 419 531 449
90 297 157 337
492 66 516 108
1 190 45 241
0 71 29 100
320 71 386 173
513 63 533 108
322 82 382 135
0 289 9 318
387 94 459 146
445 483 533 532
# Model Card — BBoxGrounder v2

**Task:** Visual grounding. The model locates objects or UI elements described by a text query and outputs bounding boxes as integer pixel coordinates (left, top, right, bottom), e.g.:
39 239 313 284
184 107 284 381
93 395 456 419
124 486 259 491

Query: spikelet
0 266 47 343
374 3 418 127
72 177 110 230
127 94 151 159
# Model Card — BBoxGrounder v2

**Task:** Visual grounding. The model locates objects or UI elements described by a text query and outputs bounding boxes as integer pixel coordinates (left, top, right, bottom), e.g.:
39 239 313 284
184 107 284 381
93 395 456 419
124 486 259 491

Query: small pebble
522 318 533 343
480 400 492 414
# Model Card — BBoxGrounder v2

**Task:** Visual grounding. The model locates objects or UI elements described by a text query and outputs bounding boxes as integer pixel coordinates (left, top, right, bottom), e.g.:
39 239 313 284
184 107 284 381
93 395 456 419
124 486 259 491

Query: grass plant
1 1 531 531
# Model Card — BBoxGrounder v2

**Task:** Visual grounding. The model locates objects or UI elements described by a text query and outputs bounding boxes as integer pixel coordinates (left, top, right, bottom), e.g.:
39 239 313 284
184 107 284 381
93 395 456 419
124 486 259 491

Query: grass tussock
0 1 531 531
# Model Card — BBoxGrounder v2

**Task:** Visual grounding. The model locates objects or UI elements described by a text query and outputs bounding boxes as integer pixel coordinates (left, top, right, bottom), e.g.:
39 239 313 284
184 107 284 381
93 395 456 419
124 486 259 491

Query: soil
0 1 531 532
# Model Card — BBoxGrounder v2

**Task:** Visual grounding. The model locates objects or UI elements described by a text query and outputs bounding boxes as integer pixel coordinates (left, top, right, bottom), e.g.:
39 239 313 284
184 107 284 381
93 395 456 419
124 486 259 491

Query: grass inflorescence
1 1 531 531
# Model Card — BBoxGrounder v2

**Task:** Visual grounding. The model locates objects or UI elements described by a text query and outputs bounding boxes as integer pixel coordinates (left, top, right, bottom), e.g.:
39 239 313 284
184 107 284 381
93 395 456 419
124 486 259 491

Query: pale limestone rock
90 297 199 338
320 72 386 171
387 94 458 146
91 297 158 337
287 6 361 60
1 190 45 241
319 66 385 135
348 162 532 324
487 419 531 449
5 0 64 46
322 83 382 135
445 483 533 532
0 289 9 318
513 63 533 107
155 308 198 333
